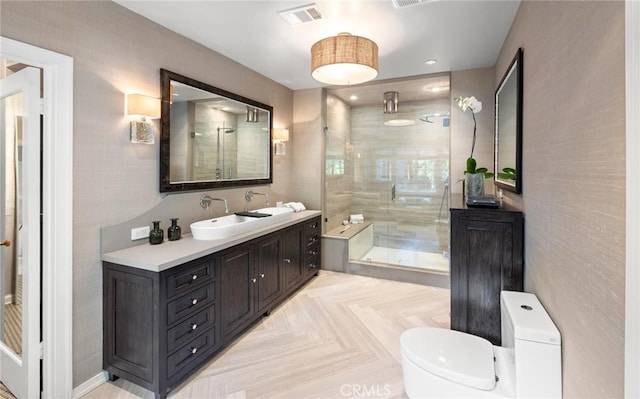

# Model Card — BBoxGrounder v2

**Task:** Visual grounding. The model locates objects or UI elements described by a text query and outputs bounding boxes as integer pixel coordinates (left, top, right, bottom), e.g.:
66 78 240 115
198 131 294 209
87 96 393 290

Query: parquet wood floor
83 271 450 399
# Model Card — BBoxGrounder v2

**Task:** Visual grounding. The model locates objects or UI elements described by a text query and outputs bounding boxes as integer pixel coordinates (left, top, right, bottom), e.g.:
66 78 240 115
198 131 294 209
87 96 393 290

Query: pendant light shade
246 106 259 123
311 33 378 85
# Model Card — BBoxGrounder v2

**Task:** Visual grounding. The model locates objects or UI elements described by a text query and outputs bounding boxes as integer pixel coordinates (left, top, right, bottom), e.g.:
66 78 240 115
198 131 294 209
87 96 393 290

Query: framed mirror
160 69 273 192
494 48 523 194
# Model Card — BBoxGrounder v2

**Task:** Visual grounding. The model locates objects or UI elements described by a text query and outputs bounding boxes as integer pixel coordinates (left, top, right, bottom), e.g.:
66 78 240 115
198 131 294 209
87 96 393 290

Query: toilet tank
501 291 562 398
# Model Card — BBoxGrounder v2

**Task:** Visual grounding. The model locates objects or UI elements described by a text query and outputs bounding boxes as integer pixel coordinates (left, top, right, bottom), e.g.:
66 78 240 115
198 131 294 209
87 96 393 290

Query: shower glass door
351 106 450 272
325 76 450 273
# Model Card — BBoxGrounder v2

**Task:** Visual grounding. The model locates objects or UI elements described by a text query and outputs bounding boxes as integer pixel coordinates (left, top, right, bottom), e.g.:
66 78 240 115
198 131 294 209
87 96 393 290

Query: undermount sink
190 207 294 240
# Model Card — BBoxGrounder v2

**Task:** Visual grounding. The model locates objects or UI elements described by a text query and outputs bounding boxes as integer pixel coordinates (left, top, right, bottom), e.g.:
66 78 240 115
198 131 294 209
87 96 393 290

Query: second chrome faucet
200 195 229 213
244 190 270 205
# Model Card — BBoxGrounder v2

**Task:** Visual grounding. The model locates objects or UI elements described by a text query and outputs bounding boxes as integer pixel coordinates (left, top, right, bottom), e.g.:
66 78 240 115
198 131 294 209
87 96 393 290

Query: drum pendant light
311 33 378 85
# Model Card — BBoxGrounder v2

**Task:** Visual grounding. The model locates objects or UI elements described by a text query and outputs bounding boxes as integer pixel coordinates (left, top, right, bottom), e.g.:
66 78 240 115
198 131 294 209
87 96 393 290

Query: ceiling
115 0 520 94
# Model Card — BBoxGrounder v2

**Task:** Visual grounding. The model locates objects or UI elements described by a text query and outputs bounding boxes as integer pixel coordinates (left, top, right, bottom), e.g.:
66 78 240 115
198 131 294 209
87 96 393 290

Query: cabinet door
450 210 522 345
256 234 283 312
104 266 157 383
282 225 304 293
219 244 255 340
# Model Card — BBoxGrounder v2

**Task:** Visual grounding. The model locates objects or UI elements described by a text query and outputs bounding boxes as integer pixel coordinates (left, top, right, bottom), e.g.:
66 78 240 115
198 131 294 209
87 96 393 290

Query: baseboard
71 371 108 399
4 294 12 305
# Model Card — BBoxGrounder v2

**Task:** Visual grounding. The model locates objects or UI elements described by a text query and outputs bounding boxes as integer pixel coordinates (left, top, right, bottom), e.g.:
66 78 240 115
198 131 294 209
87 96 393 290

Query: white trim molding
625 2 640 398
71 371 108 399
0 36 74 399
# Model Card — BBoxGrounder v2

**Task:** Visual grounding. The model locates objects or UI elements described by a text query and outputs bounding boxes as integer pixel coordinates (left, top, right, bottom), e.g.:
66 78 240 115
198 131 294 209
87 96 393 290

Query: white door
0 66 41 399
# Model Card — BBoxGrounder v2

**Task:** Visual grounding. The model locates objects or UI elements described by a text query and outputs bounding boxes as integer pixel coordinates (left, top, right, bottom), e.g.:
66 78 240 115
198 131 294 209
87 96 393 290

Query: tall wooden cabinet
450 195 524 345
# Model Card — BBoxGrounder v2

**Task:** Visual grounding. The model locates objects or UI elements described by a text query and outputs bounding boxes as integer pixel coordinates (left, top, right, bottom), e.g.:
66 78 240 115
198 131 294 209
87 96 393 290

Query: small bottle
168 218 182 241
149 221 164 245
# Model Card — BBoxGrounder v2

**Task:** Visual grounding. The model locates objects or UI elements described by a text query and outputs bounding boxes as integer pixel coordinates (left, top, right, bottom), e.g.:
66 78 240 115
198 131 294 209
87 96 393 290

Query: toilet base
401 346 515 399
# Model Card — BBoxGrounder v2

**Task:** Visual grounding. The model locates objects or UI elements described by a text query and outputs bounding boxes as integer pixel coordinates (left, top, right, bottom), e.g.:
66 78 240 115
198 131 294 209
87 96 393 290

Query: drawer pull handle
191 274 198 281
260 273 265 279
251 278 257 283
310 264 317 269
309 250 318 256
191 298 198 305
283 258 291 263
191 323 198 331
190 347 198 355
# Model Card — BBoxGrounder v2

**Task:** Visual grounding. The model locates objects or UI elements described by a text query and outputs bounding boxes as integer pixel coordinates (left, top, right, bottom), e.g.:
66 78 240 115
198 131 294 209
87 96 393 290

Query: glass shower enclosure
324 74 450 274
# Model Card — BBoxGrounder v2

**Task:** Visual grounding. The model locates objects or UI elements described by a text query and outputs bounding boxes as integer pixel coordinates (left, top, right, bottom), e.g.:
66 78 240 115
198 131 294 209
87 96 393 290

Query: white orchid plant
455 96 494 179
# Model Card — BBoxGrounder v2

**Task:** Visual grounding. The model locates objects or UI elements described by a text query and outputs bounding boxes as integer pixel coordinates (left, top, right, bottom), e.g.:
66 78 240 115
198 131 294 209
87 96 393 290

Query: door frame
626 2 640 398
0 37 73 399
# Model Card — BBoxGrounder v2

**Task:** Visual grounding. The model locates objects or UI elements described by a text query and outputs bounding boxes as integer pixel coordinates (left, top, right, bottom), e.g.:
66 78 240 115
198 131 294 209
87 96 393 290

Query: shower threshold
357 246 449 273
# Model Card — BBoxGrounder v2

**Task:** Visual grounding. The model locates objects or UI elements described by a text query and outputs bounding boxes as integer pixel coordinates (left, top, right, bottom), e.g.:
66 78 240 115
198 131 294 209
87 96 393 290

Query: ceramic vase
168 218 182 241
149 221 164 245
465 173 485 197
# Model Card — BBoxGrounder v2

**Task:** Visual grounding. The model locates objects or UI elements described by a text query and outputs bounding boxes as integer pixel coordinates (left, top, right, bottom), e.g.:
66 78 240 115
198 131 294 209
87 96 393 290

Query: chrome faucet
245 190 270 205
200 195 229 213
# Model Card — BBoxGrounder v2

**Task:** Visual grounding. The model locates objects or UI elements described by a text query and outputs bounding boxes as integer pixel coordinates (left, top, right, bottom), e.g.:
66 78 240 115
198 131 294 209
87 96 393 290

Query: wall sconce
126 93 160 144
273 128 289 156
246 106 259 123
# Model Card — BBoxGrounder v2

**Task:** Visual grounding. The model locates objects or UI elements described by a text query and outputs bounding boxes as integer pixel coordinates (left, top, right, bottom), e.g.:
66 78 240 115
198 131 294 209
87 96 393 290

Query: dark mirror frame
159 69 273 193
494 48 523 194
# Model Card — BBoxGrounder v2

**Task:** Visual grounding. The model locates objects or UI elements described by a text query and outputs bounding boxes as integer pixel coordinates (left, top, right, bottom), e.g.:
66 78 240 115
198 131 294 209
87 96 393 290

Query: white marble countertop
102 210 322 272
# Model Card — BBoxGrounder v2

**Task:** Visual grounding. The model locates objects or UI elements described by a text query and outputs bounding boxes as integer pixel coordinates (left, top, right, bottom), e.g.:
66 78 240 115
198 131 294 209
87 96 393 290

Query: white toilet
401 291 562 398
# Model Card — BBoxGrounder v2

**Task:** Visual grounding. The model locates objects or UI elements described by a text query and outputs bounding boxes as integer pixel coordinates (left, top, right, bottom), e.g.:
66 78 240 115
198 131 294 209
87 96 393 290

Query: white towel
285 202 307 212
350 214 364 224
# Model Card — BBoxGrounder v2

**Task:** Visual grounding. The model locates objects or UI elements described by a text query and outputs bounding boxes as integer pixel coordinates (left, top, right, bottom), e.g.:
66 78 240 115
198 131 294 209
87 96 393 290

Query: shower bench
321 222 448 287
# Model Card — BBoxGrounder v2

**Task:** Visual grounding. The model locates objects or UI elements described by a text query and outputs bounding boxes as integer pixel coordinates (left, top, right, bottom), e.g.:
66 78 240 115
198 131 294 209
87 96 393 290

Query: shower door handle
391 184 396 203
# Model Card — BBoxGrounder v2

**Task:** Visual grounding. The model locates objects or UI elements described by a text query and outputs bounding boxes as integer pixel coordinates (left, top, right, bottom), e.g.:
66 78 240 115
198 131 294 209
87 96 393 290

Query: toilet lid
400 327 496 391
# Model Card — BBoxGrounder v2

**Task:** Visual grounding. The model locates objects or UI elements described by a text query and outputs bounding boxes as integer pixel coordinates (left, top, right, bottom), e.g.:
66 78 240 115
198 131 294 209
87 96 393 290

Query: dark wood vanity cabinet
103 215 321 399
103 255 218 398
450 198 523 345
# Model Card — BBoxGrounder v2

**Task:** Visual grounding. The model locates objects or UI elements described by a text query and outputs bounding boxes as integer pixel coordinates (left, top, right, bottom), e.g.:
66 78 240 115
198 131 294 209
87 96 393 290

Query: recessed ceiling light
431 87 441 92
424 59 437 65
384 119 415 127
350 95 358 101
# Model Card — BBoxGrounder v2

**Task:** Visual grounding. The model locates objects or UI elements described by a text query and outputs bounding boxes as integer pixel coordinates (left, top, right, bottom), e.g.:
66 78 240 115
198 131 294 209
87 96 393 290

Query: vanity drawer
166 257 214 299
306 256 320 273
305 233 320 248
167 284 214 325
167 305 215 353
166 327 216 379
304 218 320 233
305 242 320 259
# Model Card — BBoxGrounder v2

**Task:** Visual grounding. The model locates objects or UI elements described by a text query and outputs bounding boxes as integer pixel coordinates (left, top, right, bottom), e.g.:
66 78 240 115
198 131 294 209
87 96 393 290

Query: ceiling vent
392 0 440 9
278 3 326 25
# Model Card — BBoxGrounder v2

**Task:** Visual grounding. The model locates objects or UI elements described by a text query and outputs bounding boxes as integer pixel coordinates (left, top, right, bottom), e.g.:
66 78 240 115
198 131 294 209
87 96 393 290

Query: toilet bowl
401 291 561 398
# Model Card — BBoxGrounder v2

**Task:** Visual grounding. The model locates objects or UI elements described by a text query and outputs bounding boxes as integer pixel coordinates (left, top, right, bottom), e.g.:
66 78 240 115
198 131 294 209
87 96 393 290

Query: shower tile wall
325 93 450 254
325 94 353 232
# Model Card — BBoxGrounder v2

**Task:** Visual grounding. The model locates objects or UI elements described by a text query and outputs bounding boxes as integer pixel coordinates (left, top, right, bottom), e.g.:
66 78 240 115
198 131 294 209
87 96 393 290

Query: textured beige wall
450 67 495 195
0 1 294 387
495 1 626 397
